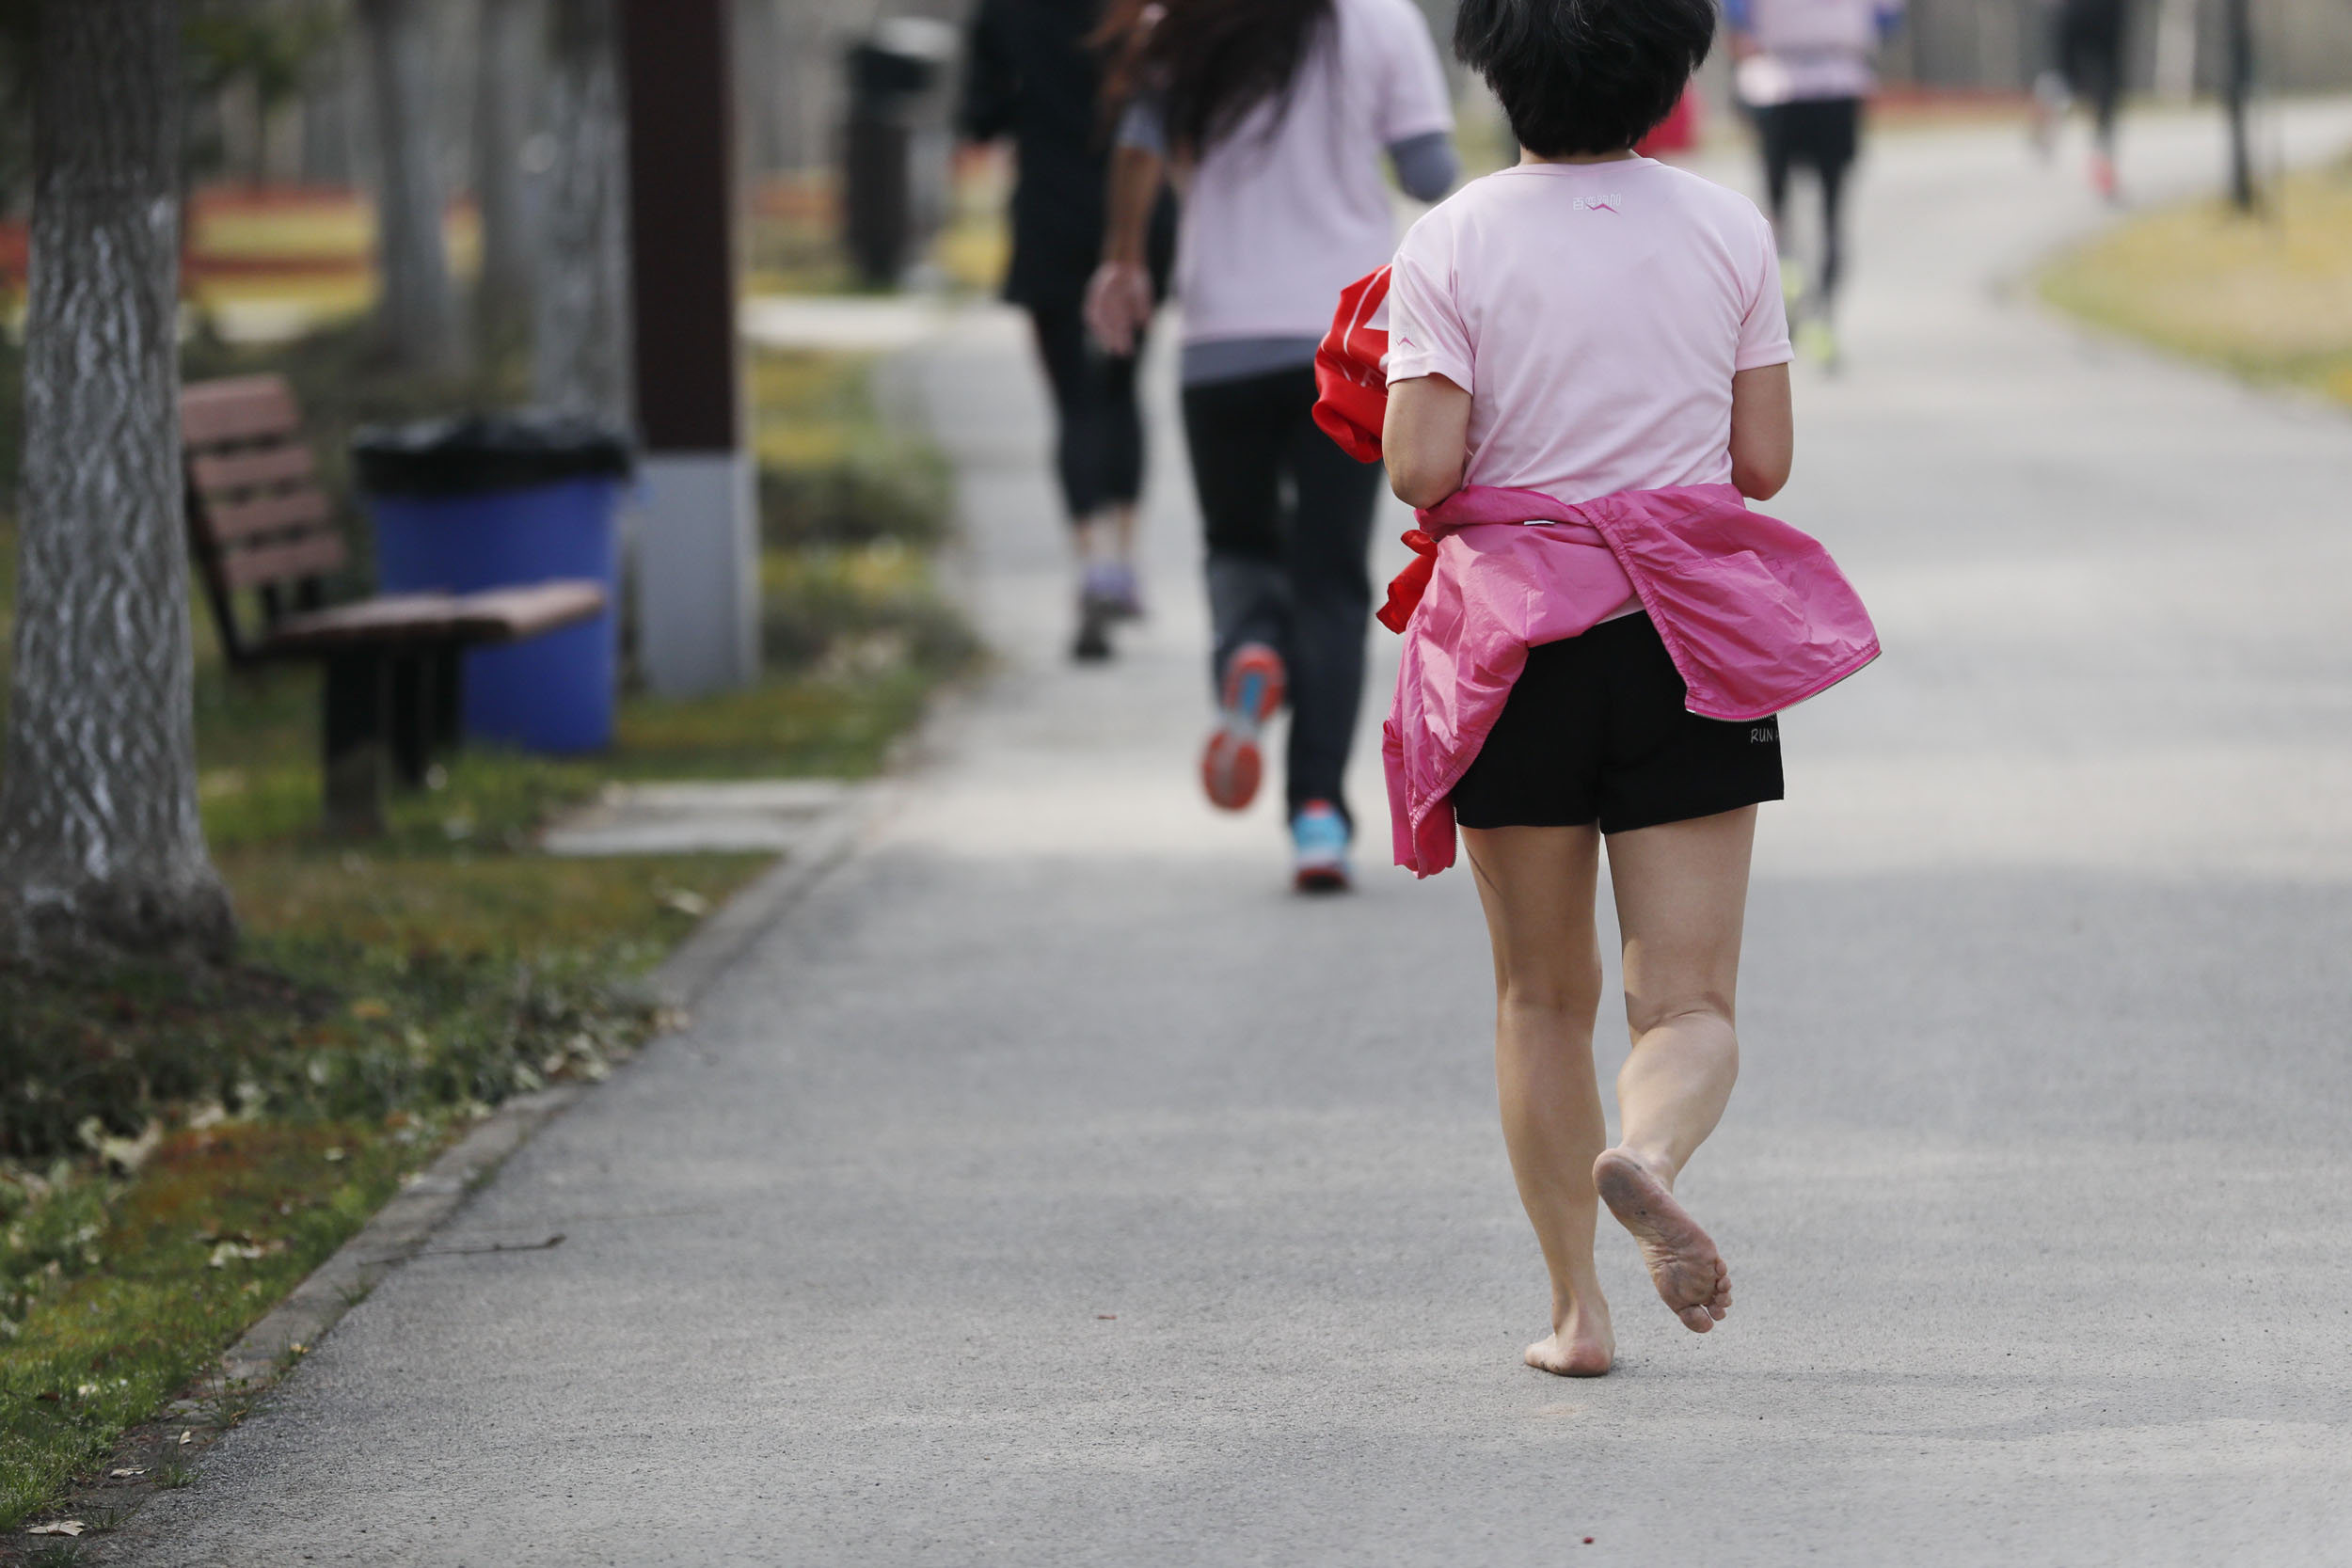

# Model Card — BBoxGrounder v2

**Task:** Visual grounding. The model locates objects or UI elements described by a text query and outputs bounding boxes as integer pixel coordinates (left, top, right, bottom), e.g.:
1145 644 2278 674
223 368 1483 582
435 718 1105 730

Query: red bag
1311 265 1392 464
1635 84 1702 157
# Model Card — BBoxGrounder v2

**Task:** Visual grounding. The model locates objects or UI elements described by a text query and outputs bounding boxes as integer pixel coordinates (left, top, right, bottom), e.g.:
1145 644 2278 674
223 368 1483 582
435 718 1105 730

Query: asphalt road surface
118 105 2352 1565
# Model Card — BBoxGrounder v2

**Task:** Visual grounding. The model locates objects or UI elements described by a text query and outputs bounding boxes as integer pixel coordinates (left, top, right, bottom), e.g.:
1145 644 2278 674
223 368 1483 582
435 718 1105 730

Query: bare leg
1463 825 1615 1376
1595 806 1755 1333
1108 499 1139 567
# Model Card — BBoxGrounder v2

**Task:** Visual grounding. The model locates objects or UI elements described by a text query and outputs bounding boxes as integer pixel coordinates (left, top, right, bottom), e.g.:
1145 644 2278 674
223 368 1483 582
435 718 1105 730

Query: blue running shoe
1291 800 1351 893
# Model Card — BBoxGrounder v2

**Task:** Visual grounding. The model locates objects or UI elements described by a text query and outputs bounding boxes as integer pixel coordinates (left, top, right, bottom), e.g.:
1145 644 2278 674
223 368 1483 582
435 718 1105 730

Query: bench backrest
181 373 345 663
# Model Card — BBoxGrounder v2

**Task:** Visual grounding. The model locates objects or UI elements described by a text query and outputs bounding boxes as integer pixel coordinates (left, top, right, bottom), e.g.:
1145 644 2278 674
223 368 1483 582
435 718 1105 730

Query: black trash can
843 20 955 287
354 413 632 754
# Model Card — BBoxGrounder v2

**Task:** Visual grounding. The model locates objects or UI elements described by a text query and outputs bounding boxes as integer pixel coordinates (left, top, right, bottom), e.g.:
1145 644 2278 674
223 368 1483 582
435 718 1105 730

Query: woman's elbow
1387 462 1455 510
1731 455 1788 501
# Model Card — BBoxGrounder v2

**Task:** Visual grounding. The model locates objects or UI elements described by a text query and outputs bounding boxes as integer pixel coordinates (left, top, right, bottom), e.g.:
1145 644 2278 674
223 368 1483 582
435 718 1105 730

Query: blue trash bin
355 415 631 755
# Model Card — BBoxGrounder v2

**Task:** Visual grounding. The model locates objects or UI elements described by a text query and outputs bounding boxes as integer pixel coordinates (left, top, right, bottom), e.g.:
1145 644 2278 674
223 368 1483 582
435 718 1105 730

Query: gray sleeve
1389 130 1458 202
1115 94 1168 157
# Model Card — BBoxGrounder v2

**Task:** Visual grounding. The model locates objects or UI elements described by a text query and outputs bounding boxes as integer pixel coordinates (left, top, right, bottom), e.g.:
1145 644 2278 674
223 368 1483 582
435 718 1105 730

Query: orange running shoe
1200 642 1284 811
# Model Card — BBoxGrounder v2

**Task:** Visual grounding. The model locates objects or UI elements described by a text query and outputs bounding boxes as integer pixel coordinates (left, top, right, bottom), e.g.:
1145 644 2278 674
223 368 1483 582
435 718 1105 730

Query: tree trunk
473 0 538 352
358 0 463 374
0 0 235 966
533 0 633 432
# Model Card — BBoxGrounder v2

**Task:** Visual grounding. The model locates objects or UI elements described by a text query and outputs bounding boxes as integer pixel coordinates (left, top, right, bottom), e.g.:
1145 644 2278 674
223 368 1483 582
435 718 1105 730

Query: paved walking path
120 110 2352 1565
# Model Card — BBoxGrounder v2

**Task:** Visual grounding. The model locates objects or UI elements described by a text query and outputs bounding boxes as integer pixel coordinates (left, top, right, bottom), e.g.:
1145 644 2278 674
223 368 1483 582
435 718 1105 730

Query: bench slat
220 532 348 592
188 443 316 497
199 488 335 546
261 593 467 653
450 580 609 642
257 583 608 655
181 374 301 448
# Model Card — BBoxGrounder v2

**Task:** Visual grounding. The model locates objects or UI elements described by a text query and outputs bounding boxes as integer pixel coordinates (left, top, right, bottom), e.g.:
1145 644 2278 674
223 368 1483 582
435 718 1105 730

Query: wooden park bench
180 374 608 836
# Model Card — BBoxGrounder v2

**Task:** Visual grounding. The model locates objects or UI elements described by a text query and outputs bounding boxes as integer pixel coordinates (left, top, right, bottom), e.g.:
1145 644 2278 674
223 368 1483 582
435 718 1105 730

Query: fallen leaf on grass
658 889 710 917
179 1429 193 1445
99 1119 165 1174
208 1239 280 1268
108 1467 145 1479
27 1520 85 1536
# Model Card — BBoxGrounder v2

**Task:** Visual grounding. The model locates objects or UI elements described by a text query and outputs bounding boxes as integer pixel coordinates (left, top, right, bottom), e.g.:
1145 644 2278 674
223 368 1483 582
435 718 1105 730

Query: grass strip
2040 157 2352 407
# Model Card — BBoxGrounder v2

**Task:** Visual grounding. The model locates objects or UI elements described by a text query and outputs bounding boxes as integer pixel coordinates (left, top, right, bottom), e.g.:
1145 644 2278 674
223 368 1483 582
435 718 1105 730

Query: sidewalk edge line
41 796 884 1554
210 789 880 1396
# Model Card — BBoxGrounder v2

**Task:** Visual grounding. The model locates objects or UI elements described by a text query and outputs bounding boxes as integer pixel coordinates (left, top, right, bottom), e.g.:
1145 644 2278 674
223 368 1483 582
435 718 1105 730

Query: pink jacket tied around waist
1312 266 1882 877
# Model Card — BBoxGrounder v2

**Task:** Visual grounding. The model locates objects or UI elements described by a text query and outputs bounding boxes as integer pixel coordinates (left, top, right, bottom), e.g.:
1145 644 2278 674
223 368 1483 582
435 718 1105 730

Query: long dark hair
1096 0 1334 157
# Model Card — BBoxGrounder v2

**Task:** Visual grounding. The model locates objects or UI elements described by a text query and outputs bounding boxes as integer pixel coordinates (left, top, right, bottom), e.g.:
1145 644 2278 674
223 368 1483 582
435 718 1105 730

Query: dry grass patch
2041 158 2352 404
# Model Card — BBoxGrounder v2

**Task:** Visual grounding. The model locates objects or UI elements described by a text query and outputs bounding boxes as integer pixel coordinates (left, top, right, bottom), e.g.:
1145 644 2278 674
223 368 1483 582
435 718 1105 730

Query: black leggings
1753 96 1861 308
1181 364 1382 822
2058 0 2127 147
1026 296 1146 523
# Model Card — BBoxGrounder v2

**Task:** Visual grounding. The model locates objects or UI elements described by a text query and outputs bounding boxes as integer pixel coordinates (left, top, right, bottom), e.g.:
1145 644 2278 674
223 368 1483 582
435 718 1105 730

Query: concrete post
621 0 757 695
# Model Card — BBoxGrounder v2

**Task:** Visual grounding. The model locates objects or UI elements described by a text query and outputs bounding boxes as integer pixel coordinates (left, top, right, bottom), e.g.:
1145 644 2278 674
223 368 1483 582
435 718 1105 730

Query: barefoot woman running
1342 0 1877 1371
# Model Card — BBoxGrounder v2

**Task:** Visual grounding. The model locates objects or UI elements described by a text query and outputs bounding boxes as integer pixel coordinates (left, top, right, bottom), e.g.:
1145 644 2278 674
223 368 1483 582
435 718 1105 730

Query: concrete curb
643 790 875 1006
215 789 879 1396
211 1085 583 1390
24 793 882 1558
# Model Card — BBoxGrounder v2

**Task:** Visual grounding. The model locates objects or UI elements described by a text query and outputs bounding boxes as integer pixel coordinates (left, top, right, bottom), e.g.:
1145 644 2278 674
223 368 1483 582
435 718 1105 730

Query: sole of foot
1524 1323 1614 1377
1593 1148 1730 1334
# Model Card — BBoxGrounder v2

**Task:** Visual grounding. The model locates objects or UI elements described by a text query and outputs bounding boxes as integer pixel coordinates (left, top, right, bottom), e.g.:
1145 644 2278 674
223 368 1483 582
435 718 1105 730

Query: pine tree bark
358 0 463 373
473 0 538 351
533 0 633 432
0 0 236 966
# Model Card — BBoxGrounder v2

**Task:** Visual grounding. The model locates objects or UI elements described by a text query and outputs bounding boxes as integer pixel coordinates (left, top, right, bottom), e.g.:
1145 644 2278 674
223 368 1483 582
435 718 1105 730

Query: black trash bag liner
353 412 633 498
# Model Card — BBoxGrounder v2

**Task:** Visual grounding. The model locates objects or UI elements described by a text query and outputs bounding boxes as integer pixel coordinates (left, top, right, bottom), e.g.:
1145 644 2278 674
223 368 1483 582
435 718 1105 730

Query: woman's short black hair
1454 0 1717 158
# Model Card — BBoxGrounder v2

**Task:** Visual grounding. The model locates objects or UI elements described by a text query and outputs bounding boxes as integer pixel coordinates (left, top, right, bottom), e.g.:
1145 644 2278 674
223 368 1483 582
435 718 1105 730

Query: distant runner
1089 0 1457 891
959 0 1176 660
2032 0 2131 201
1727 0 1904 369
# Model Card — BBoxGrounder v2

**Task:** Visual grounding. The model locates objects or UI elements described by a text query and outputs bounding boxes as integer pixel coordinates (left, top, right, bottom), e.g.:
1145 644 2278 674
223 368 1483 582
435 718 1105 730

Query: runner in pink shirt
1383 0 1798 1376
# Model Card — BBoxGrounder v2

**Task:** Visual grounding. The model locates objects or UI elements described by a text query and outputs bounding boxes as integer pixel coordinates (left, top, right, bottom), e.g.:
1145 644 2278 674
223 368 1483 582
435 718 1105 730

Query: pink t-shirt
1386 159 1790 503
1176 0 1454 345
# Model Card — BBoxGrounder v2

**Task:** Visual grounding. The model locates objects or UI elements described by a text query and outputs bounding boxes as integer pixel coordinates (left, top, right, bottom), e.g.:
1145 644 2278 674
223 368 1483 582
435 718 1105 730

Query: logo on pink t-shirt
1571 195 1624 214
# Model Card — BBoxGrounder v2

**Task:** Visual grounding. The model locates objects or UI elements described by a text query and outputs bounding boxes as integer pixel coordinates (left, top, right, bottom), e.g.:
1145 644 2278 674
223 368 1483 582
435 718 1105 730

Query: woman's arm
954 0 1015 143
1083 106 1168 356
1388 131 1457 202
1728 363 1793 500
1384 373 1471 510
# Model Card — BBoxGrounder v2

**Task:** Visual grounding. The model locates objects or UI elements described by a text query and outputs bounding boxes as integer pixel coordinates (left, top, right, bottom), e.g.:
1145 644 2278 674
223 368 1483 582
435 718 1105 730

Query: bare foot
1593 1148 1730 1334
1524 1301 1614 1377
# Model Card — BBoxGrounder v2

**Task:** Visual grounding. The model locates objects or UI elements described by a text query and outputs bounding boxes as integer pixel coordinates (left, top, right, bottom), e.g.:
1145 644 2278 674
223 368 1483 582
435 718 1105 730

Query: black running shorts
1448 612 1785 835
